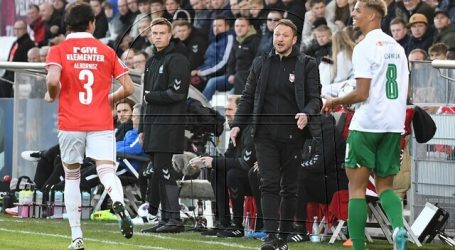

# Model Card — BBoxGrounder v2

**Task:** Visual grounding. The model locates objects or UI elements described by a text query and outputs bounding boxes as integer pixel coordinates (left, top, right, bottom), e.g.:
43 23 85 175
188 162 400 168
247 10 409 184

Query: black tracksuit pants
254 137 302 237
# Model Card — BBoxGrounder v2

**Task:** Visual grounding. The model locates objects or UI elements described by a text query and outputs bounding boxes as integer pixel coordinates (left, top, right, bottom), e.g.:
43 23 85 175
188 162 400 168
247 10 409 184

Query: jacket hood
236 27 258 44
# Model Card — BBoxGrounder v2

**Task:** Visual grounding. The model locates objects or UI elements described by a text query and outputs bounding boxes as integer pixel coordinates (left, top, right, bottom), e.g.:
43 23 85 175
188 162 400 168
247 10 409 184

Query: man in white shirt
322 0 409 249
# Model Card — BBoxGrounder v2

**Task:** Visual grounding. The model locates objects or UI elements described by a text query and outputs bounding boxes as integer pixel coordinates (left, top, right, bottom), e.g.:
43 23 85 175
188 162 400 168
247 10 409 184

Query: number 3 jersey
46 32 129 131
350 29 409 133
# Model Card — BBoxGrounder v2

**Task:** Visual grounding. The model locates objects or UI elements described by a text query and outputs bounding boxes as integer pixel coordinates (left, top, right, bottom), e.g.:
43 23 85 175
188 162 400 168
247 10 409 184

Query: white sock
97 164 124 204
63 166 83 241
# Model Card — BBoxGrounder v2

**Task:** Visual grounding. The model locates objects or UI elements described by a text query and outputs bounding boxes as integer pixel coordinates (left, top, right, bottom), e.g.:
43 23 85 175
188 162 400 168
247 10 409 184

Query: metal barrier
409 61 455 230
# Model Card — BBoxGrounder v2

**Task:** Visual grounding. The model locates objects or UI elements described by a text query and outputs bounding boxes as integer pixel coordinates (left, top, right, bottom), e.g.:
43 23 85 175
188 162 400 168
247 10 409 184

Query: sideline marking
0 227 173 250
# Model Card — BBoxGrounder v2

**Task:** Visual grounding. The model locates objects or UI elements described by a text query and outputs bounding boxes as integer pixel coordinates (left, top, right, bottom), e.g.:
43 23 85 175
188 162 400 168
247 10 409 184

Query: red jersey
46 32 128 131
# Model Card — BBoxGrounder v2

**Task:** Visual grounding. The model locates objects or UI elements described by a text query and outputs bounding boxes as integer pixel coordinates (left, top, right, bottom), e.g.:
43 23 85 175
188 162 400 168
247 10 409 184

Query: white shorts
58 130 116 164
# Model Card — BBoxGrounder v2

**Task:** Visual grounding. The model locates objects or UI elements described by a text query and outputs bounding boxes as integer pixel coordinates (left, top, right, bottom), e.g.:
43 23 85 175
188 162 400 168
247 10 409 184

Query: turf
0 214 451 250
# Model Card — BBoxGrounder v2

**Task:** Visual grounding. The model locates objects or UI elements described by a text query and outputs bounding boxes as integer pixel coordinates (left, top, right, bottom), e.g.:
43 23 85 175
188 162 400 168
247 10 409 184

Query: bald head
39 2 54 21
13 20 28 38
27 47 40 62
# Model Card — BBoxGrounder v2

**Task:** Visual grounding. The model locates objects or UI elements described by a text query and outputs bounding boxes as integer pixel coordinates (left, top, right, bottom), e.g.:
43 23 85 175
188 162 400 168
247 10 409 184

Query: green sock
380 189 404 229
348 198 367 250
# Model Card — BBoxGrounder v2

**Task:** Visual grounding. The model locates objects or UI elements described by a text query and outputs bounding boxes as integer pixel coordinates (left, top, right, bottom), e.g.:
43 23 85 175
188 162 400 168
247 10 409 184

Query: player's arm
322 78 370 112
45 65 61 102
110 74 135 104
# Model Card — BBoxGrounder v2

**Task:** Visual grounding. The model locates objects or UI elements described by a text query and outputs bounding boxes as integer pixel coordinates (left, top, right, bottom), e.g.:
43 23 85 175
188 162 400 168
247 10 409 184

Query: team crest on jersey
159 65 163 74
289 73 295 83
192 45 199 53
118 58 127 68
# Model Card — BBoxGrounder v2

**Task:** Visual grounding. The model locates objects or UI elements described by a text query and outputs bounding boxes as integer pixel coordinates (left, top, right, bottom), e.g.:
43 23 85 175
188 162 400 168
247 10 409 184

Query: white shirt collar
65 32 94 40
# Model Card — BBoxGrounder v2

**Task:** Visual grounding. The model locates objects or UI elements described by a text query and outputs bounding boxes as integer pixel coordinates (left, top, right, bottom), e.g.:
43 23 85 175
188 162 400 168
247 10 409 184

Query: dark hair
150 0 164 4
29 4 39 11
138 0 150 4
308 0 325 8
215 15 229 24
136 50 149 59
65 3 95 32
166 0 181 4
115 98 136 110
429 43 448 55
235 17 251 25
390 17 407 27
151 17 173 32
275 19 297 36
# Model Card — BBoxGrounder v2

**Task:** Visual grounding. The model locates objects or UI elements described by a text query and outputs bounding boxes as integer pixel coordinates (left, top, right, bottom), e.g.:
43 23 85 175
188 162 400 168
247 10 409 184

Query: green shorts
345 130 401 177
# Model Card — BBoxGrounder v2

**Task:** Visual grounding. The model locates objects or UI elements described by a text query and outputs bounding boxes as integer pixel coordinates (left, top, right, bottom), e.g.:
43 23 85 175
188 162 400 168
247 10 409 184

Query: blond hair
357 0 387 17
331 30 356 77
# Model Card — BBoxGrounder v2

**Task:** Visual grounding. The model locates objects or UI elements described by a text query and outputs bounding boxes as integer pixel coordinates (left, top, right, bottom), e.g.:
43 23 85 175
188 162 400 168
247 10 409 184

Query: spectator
127 0 140 14
115 98 136 141
173 20 208 70
264 0 285 12
281 0 305 41
121 48 137 68
53 0 67 17
433 8 455 46
202 17 259 100
130 0 151 38
390 17 411 49
150 0 173 20
248 0 268 33
326 0 355 30
256 10 283 56
306 24 333 64
0 20 35 97
131 17 152 51
27 4 45 47
103 1 118 40
189 0 211 34
447 46 455 59
90 0 109 39
191 16 234 91
196 95 259 237
39 2 63 46
208 0 235 40
397 0 435 25
132 51 149 72
111 0 136 41
320 29 355 97
39 46 50 62
27 47 41 62
300 0 336 52
405 13 434 55
429 42 448 60
381 0 407 36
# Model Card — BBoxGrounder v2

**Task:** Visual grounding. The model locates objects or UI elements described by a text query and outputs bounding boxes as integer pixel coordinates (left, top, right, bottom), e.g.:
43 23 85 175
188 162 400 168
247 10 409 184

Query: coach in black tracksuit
231 19 321 249
139 18 190 233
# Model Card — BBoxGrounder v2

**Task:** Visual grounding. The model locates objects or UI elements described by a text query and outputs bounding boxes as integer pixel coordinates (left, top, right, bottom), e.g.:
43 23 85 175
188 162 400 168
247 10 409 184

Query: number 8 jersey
46 32 129 131
349 29 409 133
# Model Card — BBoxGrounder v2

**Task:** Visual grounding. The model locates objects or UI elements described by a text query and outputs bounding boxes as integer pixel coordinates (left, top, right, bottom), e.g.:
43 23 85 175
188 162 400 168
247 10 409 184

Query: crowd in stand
2 0 455 248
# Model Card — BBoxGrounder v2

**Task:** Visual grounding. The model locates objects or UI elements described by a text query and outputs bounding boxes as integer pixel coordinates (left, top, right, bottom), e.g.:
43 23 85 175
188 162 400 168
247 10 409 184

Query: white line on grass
0 227 173 250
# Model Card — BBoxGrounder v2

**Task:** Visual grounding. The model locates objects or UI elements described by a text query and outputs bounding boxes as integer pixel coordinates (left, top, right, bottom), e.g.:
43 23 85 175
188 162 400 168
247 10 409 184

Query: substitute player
44 3 135 249
322 0 409 249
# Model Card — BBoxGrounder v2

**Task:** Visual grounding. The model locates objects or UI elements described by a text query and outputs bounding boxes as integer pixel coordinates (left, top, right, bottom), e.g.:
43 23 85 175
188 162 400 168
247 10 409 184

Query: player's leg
87 131 133 239
58 131 85 249
344 131 377 250
375 133 407 250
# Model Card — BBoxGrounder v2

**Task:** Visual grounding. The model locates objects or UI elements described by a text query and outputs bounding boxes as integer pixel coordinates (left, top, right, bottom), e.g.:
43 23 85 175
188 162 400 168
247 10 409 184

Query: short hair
151 17 173 32
313 24 332 35
29 4 39 11
248 0 264 6
135 50 149 59
166 0 180 4
215 15 230 25
429 43 448 55
150 0 164 4
102 1 113 9
138 0 150 4
235 17 251 25
357 0 387 18
115 98 136 110
390 17 407 27
65 3 95 32
275 19 298 36
173 19 192 28
409 48 428 60
227 95 241 106
308 0 325 8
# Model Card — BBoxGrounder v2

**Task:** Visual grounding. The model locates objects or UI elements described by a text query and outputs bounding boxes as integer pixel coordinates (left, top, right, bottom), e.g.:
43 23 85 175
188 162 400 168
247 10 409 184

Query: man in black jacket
0 20 35 97
231 19 322 250
173 20 208 71
197 95 257 237
139 17 190 233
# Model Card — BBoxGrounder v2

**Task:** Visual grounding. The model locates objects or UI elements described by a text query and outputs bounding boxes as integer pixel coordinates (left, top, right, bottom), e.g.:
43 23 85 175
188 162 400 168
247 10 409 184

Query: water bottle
21 188 33 218
311 216 321 243
34 190 43 218
53 191 64 218
244 212 251 237
81 192 91 220
47 186 55 218
18 189 26 216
